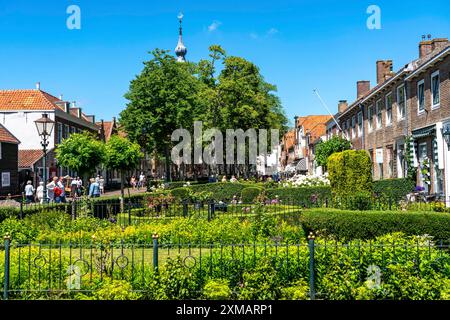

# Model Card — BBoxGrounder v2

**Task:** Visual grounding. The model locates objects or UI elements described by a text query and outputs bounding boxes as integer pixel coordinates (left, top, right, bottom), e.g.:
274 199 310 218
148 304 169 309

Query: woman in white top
24 181 35 203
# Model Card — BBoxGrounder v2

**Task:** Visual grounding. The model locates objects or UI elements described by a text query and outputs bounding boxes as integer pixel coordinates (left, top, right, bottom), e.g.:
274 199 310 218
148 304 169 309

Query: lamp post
34 114 55 204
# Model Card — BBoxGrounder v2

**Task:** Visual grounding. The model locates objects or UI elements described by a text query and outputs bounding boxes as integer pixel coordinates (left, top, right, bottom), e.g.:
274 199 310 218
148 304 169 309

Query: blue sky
1 0 449 126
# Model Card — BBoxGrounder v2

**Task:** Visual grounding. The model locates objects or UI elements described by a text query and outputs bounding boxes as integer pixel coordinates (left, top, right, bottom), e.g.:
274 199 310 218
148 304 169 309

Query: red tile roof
297 115 333 142
96 121 115 141
0 89 63 111
18 149 44 168
0 124 20 144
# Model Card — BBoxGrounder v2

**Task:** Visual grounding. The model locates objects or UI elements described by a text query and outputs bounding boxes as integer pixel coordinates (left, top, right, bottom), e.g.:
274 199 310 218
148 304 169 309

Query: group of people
130 173 146 190
24 175 106 203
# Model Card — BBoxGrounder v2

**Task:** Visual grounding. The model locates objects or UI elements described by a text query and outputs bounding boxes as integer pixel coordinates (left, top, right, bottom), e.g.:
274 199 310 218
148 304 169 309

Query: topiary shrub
328 150 373 198
241 187 263 203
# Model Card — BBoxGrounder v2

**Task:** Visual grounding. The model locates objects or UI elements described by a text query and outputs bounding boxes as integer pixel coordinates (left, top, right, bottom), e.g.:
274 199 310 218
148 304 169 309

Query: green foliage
187 182 247 201
301 209 450 241
170 187 191 200
80 280 141 300
315 136 351 169
240 187 263 203
328 150 373 198
280 280 309 300
104 135 143 171
238 258 281 300
203 279 232 300
373 178 415 202
55 132 105 178
157 256 200 299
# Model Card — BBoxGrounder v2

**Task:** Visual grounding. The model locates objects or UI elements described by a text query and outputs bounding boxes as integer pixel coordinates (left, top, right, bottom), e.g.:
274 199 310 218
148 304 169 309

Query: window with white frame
351 116 356 138
376 100 382 129
57 123 63 144
1 172 10 187
386 93 392 125
431 71 440 108
368 105 374 132
397 85 406 120
417 79 425 114
357 112 363 137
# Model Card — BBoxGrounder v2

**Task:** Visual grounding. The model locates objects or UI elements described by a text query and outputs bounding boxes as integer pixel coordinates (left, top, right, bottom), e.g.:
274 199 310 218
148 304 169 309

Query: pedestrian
36 181 44 204
57 177 67 203
89 178 101 198
24 180 35 203
46 177 58 203
221 175 227 183
99 176 105 194
71 177 78 198
131 176 136 189
76 177 83 197
138 172 145 190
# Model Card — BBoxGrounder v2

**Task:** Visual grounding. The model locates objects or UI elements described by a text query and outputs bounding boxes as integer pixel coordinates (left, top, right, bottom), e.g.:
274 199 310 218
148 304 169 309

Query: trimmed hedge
265 186 332 203
170 187 191 200
166 181 199 190
373 178 415 201
328 150 372 197
301 209 450 241
241 187 263 203
187 183 248 201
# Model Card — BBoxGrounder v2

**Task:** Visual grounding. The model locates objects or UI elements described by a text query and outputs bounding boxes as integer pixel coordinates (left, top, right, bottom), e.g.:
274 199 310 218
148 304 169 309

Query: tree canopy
315 136 352 169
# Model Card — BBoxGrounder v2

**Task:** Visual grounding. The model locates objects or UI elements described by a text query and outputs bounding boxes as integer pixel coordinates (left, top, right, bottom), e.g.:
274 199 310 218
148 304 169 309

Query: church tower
174 12 187 62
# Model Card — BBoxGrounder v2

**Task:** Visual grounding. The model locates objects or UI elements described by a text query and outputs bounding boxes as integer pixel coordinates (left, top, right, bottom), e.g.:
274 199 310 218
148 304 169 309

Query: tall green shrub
328 150 373 197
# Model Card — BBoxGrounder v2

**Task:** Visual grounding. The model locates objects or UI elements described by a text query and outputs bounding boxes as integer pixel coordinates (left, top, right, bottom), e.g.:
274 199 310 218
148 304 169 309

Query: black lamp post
34 113 55 203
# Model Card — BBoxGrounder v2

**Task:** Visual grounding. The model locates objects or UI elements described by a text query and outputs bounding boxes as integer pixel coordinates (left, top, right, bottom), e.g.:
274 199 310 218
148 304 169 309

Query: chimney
294 116 298 129
59 94 63 100
36 82 41 90
357 81 370 99
113 116 116 126
376 60 394 85
419 35 433 58
431 38 449 52
338 100 348 113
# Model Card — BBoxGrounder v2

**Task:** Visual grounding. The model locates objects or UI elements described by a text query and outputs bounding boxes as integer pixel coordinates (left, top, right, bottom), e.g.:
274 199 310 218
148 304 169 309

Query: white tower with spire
174 12 187 62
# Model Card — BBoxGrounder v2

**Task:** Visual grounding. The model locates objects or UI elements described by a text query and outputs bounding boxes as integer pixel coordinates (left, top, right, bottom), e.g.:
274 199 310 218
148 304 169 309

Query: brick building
332 37 450 201
0 85 100 189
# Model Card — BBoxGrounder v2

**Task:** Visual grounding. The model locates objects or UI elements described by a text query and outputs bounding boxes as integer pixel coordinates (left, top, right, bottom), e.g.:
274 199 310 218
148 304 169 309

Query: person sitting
230 175 238 183
221 175 227 183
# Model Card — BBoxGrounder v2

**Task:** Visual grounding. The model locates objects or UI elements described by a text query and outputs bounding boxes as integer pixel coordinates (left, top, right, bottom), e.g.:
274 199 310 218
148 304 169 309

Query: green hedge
166 181 199 190
328 150 372 197
170 187 190 200
241 187 263 203
301 209 450 241
265 186 332 203
187 183 248 201
373 178 415 201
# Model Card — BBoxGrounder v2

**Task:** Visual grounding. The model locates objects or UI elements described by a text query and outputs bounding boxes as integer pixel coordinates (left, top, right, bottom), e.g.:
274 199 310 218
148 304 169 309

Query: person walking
89 178 101 198
99 176 105 194
138 172 145 190
76 177 83 197
70 177 78 198
24 181 35 203
46 177 58 203
57 177 67 203
36 181 44 204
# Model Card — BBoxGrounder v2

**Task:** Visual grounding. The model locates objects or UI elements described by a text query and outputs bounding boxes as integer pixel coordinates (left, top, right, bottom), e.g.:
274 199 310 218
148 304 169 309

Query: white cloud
208 20 222 32
267 28 278 35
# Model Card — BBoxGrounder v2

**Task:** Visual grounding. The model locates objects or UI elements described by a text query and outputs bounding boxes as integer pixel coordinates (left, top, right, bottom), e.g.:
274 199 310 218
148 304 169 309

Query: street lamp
34 113 55 203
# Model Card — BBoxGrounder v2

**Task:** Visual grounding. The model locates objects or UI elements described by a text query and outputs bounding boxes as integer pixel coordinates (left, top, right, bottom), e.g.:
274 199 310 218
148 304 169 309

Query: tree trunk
164 144 171 182
120 169 125 213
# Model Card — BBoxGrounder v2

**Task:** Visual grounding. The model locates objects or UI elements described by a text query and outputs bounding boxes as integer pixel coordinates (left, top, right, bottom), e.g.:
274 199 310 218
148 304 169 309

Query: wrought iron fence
1 235 448 300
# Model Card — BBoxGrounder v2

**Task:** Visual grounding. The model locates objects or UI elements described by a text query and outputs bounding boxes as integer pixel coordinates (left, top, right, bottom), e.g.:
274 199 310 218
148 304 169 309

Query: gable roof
96 121 115 142
0 124 20 144
18 149 44 168
0 89 63 111
297 115 332 141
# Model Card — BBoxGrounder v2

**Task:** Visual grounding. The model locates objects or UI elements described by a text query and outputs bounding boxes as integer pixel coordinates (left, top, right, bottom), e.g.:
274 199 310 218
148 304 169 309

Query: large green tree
104 135 143 209
55 132 106 190
120 49 202 181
